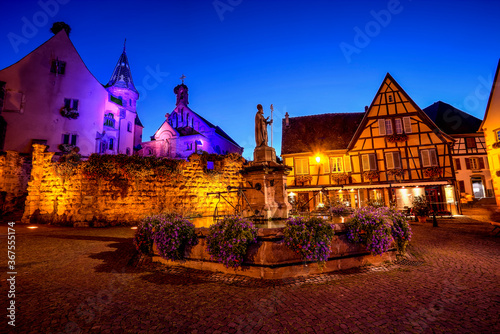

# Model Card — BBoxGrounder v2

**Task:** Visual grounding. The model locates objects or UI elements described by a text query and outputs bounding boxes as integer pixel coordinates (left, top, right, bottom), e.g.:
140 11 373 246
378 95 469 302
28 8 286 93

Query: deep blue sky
1 0 499 159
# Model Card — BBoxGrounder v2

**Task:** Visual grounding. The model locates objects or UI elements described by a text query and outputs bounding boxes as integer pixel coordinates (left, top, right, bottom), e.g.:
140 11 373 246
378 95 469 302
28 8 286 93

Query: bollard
433 212 438 227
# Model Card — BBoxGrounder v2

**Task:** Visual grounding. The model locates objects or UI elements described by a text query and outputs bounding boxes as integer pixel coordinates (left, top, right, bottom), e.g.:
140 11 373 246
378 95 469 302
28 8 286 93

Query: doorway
471 177 485 198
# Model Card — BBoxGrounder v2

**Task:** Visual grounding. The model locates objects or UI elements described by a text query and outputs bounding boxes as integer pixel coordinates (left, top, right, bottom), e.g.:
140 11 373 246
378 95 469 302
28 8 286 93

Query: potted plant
412 195 429 223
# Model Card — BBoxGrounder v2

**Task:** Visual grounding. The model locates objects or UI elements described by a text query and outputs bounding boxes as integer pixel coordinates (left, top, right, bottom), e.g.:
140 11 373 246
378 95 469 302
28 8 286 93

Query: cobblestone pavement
1 208 499 334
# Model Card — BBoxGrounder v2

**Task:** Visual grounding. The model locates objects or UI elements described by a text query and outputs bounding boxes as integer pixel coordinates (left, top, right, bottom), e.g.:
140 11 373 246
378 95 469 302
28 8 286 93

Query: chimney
285 112 290 127
364 106 368 112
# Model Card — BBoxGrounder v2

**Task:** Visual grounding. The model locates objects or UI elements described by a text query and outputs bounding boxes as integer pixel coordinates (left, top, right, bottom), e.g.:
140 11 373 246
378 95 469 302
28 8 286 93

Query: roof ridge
288 111 364 119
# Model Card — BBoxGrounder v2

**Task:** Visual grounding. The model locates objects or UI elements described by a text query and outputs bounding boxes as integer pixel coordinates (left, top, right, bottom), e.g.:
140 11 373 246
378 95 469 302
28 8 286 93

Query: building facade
140 81 243 159
424 101 494 203
0 30 142 157
282 74 459 215
480 59 500 206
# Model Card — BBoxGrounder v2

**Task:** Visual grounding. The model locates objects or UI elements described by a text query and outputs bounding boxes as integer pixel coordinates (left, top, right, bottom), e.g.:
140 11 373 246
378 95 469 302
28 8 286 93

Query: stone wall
22 145 245 226
0 151 31 215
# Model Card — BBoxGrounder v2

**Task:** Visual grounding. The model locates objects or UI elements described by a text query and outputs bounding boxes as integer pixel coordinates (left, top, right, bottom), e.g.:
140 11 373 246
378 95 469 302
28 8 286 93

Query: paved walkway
1 208 499 333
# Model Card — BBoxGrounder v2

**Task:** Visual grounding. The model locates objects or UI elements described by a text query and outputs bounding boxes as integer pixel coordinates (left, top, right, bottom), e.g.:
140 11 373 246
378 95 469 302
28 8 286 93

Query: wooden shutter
344 156 352 172
362 155 370 170
403 117 412 133
455 158 461 170
465 158 471 170
378 119 386 136
421 150 430 167
430 150 438 166
385 152 394 169
459 180 465 193
478 157 485 169
369 154 377 170
393 152 401 168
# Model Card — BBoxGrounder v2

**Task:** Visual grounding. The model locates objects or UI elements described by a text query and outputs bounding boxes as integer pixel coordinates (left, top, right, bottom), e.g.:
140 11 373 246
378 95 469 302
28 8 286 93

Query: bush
379 207 412 255
206 216 257 269
134 214 197 261
283 216 335 268
412 195 429 217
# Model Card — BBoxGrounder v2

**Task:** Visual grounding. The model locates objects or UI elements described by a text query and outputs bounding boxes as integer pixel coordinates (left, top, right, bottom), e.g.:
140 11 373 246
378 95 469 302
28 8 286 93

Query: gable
481 59 500 132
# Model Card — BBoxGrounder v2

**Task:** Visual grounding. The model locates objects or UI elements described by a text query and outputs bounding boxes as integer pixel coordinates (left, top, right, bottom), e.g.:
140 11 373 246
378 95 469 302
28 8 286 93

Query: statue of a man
255 104 272 147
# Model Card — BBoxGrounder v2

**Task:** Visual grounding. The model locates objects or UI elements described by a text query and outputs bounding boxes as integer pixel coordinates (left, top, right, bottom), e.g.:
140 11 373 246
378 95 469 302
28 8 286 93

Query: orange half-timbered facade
282 74 459 215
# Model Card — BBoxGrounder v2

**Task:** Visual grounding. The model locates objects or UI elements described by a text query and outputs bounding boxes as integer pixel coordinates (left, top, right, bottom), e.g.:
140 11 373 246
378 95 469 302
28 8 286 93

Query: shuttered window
385 120 393 135
295 158 309 175
459 180 465 193
385 152 401 170
344 156 352 172
465 137 477 148
362 154 377 171
395 119 403 134
403 117 412 133
421 149 438 167
455 158 461 170
467 158 485 170
330 157 343 173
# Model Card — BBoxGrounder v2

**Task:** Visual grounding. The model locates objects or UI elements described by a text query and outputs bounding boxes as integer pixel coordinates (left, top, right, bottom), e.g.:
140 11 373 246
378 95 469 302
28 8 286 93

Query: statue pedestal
253 146 276 163
241 162 292 220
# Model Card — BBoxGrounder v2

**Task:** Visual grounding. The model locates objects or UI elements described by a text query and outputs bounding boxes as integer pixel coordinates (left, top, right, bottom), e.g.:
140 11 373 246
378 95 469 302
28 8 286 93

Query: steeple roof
106 43 138 94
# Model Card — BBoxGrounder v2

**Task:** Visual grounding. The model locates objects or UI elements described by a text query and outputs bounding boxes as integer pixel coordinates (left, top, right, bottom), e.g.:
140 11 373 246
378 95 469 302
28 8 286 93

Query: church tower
104 41 142 155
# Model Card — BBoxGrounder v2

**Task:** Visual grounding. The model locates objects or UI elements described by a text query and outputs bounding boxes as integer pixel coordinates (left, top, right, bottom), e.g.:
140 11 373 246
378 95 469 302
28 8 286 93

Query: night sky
1 0 499 159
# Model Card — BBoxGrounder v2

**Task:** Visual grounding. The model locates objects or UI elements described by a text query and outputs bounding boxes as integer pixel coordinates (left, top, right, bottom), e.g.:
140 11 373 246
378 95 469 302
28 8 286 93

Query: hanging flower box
58 144 79 153
296 175 312 186
363 170 379 182
332 172 349 184
492 142 500 149
424 166 441 179
387 168 404 179
60 107 79 119
386 133 409 143
496 170 500 177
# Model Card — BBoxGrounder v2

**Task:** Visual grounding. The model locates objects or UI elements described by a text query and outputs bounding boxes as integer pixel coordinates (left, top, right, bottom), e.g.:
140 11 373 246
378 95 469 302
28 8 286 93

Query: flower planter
417 216 427 224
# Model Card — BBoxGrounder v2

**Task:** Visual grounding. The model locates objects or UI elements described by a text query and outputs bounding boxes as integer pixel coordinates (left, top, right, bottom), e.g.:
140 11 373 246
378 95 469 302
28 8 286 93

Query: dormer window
50 60 66 74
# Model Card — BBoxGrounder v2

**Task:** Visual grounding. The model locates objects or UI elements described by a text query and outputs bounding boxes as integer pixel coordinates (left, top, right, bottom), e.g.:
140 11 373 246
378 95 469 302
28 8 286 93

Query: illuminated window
295 158 309 175
330 157 343 173
420 149 438 167
385 152 401 169
361 154 377 171
50 60 66 74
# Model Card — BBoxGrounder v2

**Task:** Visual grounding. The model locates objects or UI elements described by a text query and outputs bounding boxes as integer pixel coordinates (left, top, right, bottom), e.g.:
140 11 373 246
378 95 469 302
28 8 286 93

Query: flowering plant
387 168 404 177
345 207 393 255
58 144 79 153
363 170 379 180
331 172 349 184
386 133 409 143
330 204 353 217
60 107 79 119
134 214 197 261
382 207 412 254
492 142 500 149
283 216 335 268
412 195 429 217
296 175 312 185
206 216 257 269
423 166 441 178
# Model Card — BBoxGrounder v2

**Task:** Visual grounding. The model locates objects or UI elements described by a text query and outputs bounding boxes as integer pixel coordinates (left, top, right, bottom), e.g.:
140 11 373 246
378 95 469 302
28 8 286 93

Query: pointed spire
106 42 138 94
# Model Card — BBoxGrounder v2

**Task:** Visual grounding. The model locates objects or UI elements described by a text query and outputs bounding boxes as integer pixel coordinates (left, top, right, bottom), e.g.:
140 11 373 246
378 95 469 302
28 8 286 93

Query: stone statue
255 104 272 147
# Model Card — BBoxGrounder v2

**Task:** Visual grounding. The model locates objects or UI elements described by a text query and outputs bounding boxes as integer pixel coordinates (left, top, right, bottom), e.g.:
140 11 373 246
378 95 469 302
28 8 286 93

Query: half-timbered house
480 59 500 206
282 74 459 215
424 101 494 203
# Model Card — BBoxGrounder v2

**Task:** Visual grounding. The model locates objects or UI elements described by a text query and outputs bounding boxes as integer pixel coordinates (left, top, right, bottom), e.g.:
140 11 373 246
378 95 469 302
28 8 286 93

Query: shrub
206 216 257 269
283 216 335 268
330 204 353 217
412 195 429 217
379 207 412 255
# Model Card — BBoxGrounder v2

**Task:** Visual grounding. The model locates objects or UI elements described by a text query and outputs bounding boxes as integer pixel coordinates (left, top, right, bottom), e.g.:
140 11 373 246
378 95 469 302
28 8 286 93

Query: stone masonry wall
22 145 244 225
0 151 31 215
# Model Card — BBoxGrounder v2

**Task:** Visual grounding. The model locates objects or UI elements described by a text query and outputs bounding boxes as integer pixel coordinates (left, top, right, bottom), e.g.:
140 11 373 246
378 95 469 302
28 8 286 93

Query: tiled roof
281 112 364 155
423 101 482 135
105 50 138 94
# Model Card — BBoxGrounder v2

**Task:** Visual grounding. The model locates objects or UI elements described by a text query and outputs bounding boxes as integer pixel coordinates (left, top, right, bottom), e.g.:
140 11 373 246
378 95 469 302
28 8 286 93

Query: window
403 117 412 133
110 95 122 106
330 157 343 173
104 113 115 128
295 158 309 175
62 133 77 146
64 98 78 110
109 138 114 151
127 122 132 132
466 158 485 170
497 130 500 142
50 60 66 74
455 158 461 170
126 148 131 155
361 154 377 171
395 119 403 134
459 180 466 193
388 95 393 102
385 152 401 169
186 143 193 150
385 120 393 135
465 137 477 149
420 149 438 167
